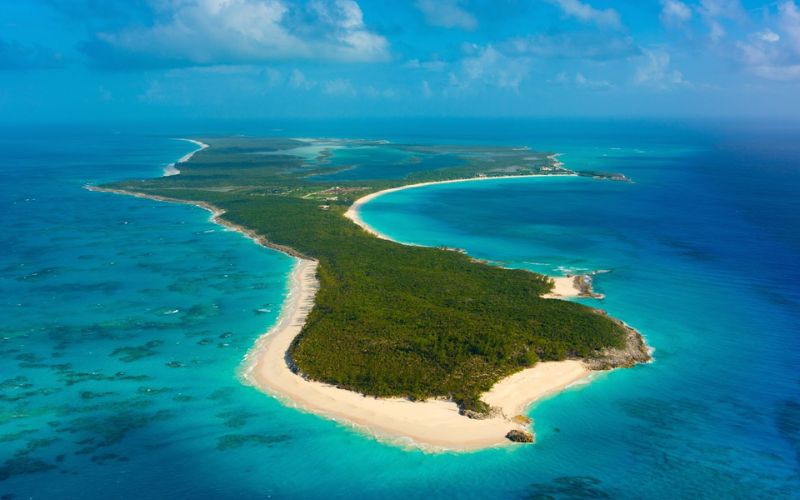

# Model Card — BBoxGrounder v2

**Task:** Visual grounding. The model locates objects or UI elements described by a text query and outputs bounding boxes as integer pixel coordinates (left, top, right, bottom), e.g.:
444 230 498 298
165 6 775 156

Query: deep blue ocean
1 120 798 499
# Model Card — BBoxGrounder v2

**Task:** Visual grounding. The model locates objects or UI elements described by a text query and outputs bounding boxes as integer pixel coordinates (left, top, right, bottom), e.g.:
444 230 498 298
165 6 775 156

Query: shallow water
359 123 800 498
311 144 464 181
1 121 798 499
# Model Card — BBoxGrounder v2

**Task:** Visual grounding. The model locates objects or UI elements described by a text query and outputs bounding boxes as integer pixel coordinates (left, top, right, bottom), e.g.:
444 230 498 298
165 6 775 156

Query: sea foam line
163 138 209 177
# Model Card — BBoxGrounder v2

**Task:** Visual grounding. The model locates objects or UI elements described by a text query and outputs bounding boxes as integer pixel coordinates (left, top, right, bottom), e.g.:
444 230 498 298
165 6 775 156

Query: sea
1 119 798 499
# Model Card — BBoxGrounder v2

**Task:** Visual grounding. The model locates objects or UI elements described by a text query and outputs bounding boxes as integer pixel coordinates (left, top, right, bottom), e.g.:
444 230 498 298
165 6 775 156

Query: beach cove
2 121 798 498
88 179 601 451
89 141 648 451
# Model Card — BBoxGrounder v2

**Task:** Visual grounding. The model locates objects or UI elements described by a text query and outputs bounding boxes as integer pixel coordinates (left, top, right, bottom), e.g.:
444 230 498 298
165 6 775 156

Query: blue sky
2 0 800 121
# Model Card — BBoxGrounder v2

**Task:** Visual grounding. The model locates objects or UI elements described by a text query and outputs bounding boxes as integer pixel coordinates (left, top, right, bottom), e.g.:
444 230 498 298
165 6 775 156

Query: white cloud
507 33 640 60
449 45 530 93
138 78 190 105
415 0 477 30
88 0 389 67
312 0 389 61
698 0 744 18
779 0 800 54
421 80 433 98
550 72 613 90
546 0 622 29
264 68 283 88
697 0 745 42
735 1 800 81
634 48 690 89
364 85 397 98
707 19 726 42
749 63 800 80
755 30 781 43
660 0 692 27
322 78 356 95
404 58 448 71
289 68 315 89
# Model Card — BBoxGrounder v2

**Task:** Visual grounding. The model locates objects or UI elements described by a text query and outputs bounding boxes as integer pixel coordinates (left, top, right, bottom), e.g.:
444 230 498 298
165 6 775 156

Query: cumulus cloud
322 77 356 95
735 1 800 81
0 38 64 70
545 0 622 29
415 0 477 30
289 68 316 89
755 30 781 43
660 0 692 27
507 33 640 60
698 0 745 42
82 0 389 68
449 45 530 92
697 0 744 18
780 0 800 53
550 72 613 90
634 48 690 89
363 85 396 98
421 80 433 98
404 58 448 71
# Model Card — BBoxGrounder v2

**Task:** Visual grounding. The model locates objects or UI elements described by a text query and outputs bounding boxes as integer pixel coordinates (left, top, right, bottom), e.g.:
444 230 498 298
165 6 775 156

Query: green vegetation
106 138 628 411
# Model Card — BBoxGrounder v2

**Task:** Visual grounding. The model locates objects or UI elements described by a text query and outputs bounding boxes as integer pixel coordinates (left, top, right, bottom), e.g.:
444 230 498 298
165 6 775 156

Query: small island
90 137 650 450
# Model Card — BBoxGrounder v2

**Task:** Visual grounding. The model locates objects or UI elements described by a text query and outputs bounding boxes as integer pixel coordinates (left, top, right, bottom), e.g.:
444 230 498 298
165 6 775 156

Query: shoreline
163 139 209 176
88 153 649 451
344 174 576 242
344 173 591 300
87 183 592 451
241 258 591 451
84 186 310 260
88 184 594 450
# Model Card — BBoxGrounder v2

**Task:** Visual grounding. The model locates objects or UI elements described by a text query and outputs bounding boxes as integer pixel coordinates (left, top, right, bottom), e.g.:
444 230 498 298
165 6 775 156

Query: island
89 137 650 450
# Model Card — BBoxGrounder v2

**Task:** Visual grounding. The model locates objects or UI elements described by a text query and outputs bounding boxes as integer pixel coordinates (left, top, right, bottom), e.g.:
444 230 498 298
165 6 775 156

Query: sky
2 0 800 122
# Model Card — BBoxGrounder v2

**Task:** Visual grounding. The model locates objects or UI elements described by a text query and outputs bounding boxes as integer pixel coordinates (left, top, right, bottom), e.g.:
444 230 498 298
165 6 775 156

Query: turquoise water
1 121 798 498
311 145 464 181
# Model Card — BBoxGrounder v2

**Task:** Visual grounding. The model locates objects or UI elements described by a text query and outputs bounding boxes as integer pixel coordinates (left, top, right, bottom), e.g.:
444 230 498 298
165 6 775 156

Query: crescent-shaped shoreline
89 144 647 452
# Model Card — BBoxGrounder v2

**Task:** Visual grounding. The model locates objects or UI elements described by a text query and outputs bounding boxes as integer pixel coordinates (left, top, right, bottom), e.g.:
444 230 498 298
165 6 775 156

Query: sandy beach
344 174 575 242
242 257 590 451
544 276 584 298
240 175 596 451
344 174 585 301
163 139 209 176
89 173 596 451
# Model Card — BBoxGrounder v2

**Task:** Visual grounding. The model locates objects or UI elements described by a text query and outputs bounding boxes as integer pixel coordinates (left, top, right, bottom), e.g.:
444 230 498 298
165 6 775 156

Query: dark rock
585 317 651 370
505 430 533 443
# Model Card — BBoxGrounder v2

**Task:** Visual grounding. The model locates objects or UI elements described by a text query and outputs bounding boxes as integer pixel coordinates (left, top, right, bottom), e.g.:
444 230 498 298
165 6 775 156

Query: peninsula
92 137 650 450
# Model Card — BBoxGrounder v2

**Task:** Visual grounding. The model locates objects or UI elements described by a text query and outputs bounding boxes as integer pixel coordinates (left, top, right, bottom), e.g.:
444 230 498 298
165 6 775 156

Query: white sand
345 176 586 301
243 258 591 451
163 139 209 176
344 174 575 242
543 276 582 298
240 176 594 451
90 172 595 451
483 360 590 418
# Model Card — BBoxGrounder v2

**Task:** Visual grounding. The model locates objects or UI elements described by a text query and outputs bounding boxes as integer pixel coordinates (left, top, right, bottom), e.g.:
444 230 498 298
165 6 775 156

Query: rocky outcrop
505 430 533 443
585 313 651 370
572 275 604 299
511 415 532 425
460 406 503 420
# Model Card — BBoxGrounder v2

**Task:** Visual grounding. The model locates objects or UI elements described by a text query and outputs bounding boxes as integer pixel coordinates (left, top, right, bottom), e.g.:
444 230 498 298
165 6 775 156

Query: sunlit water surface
1 120 798 499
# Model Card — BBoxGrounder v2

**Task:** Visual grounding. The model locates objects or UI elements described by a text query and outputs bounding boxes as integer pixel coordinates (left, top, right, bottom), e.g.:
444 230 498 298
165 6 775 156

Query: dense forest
106 137 638 411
